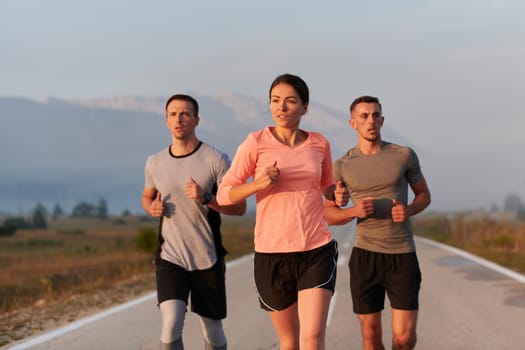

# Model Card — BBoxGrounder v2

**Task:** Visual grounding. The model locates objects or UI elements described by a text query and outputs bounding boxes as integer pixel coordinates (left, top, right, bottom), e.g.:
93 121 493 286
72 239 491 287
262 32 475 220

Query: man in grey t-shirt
142 94 246 350
325 96 431 350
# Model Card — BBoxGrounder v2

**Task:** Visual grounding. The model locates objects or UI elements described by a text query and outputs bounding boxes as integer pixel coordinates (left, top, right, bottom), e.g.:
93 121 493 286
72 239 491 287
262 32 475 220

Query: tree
0 223 17 236
32 202 48 229
489 203 499 212
71 201 97 217
52 203 64 220
97 198 108 220
503 193 524 213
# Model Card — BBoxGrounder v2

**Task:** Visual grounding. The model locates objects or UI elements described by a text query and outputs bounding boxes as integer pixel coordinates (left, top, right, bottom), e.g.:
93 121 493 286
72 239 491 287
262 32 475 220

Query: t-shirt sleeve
144 156 156 189
406 147 423 183
214 152 232 188
332 157 343 183
320 136 336 193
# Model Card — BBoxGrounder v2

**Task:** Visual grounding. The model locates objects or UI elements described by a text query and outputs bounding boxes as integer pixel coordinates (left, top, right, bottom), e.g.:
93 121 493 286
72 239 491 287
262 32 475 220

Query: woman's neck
271 127 306 147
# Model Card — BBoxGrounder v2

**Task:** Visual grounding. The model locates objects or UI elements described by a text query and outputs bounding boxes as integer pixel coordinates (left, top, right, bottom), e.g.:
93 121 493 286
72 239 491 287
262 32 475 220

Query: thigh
385 253 421 310
190 259 227 319
391 308 418 334
297 288 332 336
268 303 300 349
357 311 383 330
349 247 385 314
155 258 191 305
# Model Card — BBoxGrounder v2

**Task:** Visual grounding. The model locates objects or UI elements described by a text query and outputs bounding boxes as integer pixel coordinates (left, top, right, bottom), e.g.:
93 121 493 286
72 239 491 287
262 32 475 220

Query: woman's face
269 83 308 129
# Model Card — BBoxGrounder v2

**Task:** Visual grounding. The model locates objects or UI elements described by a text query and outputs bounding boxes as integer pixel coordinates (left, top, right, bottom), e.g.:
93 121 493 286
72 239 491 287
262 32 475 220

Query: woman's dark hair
165 94 199 116
269 73 309 105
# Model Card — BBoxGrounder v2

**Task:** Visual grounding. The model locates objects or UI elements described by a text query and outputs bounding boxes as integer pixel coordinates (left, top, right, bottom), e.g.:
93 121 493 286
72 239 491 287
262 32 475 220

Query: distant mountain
0 94 410 215
0 94 514 215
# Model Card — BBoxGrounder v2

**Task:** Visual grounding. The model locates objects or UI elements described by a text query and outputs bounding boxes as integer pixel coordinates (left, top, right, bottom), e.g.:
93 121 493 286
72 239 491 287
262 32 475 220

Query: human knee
274 327 299 350
273 330 298 350
392 331 417 350
360 324 382 344
300 330 324 349
199 317 227 347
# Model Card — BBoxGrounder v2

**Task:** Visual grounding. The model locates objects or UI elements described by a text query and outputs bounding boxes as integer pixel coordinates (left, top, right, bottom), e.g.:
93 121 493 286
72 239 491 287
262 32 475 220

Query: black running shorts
155 257 227 320
254 240 338 311
349 247 422 314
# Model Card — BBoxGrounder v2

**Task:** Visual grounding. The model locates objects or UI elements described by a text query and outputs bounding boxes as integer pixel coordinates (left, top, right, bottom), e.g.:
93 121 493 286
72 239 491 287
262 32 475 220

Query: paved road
7 224 525 349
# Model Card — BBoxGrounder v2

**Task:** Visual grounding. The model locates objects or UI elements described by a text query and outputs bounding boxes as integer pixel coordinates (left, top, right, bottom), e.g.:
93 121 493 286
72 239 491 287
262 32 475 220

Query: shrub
0 217 30 236
0 225 17 237
112 218 126 225
135 227 157 253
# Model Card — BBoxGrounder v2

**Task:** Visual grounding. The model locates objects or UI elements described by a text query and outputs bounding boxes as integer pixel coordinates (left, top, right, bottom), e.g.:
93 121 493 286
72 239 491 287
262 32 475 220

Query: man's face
349 102 384 142
165 100 199 140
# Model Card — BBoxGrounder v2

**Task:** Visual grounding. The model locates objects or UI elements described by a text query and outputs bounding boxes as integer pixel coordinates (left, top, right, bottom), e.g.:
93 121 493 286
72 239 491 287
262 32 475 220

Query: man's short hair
349 96 382 113
165 94 199 116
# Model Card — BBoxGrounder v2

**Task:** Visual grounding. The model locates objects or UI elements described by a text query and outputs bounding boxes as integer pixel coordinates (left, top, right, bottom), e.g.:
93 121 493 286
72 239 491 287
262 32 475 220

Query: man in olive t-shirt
325 95 431 350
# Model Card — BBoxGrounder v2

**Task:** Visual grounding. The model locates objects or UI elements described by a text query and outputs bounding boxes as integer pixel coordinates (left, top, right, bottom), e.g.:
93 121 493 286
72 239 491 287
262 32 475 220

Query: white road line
416 236 525 284
7 255 253 350
327 291 337 326
8 292 157 350
328 226 354 327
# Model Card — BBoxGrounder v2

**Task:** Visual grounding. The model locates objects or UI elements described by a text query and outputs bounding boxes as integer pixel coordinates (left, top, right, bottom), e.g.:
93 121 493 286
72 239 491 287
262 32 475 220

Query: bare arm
391 177 431 222
324 196 375 225
407 177 431 216
141 187 163 217
324 199 356 225
207 195 246 215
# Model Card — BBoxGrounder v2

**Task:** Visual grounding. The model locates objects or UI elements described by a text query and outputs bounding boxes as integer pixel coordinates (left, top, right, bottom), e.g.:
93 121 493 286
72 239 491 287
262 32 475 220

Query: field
0 214 255 346
413 211 525 274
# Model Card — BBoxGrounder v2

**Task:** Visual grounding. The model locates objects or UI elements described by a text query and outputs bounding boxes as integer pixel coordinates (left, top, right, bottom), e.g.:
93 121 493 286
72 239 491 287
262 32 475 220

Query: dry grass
0 214 255 347
0 216 155 313
413 211 525 274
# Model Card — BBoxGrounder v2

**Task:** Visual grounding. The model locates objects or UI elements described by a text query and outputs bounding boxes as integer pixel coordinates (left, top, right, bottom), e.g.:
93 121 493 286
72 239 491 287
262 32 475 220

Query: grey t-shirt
144 142 230 270
333 141 423 253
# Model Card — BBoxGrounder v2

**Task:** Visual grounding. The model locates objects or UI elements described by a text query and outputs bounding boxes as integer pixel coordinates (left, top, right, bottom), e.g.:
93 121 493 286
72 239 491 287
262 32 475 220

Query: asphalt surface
7 224 525 349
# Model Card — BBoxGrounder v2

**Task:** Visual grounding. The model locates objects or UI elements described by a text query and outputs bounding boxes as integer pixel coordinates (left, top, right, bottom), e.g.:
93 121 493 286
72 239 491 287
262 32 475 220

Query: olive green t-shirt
333 142 423 253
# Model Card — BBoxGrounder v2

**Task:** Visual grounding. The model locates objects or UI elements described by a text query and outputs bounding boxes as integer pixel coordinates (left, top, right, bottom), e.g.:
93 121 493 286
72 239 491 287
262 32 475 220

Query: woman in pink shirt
217 74 343 350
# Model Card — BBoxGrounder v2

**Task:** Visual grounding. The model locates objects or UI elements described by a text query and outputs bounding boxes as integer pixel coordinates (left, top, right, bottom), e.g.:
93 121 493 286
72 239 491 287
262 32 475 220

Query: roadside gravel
0 273 155 349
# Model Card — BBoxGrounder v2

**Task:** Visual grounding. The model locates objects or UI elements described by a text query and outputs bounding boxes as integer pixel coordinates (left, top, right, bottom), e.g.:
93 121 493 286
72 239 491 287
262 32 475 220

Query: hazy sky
2 0 525 209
